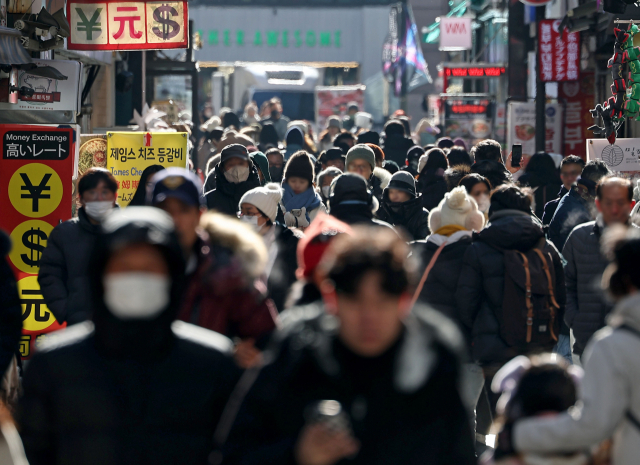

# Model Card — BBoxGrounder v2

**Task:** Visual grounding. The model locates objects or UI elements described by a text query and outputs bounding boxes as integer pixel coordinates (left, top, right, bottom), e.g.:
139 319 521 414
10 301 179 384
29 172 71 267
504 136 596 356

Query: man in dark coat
541 155 585 226
39 168 118 325
377 171 429 241
563 177 637 357
0 231 22 377
328 173 394 230
204 144 262 216
382 119 414 166
222 228 476 465
18 207 239 465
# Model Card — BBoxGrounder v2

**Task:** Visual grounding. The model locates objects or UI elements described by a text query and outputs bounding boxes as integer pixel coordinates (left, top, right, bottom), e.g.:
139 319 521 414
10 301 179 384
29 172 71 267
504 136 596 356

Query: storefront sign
443 66 507 78
558 73 595 160
439 17 472 51
0 60 83 114
106 131 188 206
442 96 494 149
67 0 189 50
538 19 579 82
507 102 563 161
0 124 77 359
587 138 640 172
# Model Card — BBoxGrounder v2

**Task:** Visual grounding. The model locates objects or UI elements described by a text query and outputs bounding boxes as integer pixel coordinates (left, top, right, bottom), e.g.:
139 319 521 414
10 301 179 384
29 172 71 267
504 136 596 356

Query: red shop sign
538 19 580 82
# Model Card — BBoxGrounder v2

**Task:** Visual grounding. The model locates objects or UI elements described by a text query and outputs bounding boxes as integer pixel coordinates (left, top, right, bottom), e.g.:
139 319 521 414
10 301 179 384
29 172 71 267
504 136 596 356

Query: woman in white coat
503 225 640 465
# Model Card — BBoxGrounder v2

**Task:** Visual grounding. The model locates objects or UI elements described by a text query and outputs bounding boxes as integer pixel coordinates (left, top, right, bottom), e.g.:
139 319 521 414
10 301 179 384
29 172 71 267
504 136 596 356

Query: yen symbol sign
20 173 52 213
76 7 102 41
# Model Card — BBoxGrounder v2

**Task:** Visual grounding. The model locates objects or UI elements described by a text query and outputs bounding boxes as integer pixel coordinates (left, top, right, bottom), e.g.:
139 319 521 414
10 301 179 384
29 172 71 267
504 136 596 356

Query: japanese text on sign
539 19 580 82
67 1 189 51
106 132 188 207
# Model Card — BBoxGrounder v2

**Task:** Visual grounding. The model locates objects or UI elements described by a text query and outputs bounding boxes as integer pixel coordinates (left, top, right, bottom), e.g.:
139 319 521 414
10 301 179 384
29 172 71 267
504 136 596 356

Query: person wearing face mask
39 168 118 325
238 183 299 312
19 207 240 464
345 144 391 203
204 144 262 215
265 148 285 183
263 99 290 142
317 166 342 206
376 171 430 241
459 174 492 221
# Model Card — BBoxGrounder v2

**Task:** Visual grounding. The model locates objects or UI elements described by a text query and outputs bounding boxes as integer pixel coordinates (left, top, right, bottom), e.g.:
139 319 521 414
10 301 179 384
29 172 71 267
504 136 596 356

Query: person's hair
459 174 492 195
265 147 284 161
560 155 586 170
596 175 633 202
447 146 472 167
423 148 448 173
383 160 400 174
320 227 415 296
490 184 532 215
523 152 560 187
602 226 640 298
384 120 405 137
470 160 511 189
581 159 611 183
366 143 385 166
471 139 502 163
436 137 454 149
406 146 425 163
333 132 356 146
396 116 411 136
317 166 343 187
222 111 241 130
78 168 118 196
129 164 165 206
444 164 471 191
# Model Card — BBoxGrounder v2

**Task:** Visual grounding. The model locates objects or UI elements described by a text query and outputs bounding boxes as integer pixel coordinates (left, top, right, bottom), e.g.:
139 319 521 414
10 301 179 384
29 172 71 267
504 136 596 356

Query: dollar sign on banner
21 227 47 268
152 4 180 40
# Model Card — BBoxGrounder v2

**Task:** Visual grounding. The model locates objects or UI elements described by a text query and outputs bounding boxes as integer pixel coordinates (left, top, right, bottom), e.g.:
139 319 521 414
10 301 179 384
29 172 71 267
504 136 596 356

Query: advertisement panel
507 102 563 162
439 17 472 51
106 131 188 206
315 86 365 133
538 19 580 82
558 73 595 160
0 124 78 359
442 96 494 150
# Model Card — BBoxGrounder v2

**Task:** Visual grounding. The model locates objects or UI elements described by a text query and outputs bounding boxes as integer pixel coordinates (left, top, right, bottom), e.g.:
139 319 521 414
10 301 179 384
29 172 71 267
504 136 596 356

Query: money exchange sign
67 1 189 50
0 125 75 359
106 131 188 207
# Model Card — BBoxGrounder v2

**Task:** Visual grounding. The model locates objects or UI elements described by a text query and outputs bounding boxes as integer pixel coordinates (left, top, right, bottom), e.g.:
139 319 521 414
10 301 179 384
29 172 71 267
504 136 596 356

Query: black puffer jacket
377 194 429 241
204 163 261 215
382 134 414 166
267 224 300 312
222 303 476 465
456 210 566 367
0 231 22 375
418 169 448 212
38 207 103 324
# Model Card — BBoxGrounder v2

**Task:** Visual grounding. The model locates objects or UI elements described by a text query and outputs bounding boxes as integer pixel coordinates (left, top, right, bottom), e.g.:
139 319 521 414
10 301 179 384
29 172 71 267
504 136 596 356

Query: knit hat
418 148 447 175
428 186 485 233
327 115 342 129
386 171 417 198
345 144 376 172
239 183 283 222
357 130 380 145
220 143 250 166
296 213 352 280
250 151 271 184
284 151 314 185
325 147 345 161
328 172 378 213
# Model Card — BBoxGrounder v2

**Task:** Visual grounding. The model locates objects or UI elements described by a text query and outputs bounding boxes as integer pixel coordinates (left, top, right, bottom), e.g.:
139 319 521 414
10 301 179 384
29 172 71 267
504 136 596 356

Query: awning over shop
422 1 468 45
0 27 32 65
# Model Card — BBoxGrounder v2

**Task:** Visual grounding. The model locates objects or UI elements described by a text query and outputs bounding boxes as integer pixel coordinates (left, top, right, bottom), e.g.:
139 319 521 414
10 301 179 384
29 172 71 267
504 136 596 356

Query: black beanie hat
329 173 372 207
284 151 315 185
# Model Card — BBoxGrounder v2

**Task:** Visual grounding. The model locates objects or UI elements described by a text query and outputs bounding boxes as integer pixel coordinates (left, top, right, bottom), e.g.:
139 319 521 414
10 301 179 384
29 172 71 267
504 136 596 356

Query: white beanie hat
418 153 429 175
428 186 486 233
239 183 282 222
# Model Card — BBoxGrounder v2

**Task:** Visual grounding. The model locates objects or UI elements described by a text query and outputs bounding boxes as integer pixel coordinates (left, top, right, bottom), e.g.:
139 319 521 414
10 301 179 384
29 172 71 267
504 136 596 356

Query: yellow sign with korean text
106 132 188 207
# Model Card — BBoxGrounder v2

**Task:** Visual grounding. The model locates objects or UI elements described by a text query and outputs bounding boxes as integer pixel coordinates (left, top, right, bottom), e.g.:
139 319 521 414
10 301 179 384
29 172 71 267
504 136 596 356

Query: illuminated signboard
444 66 507 78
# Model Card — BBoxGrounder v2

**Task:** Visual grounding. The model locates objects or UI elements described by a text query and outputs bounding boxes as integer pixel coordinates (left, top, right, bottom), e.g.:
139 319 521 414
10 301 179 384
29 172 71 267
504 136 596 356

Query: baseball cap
149 167 204 208
220 144 250 166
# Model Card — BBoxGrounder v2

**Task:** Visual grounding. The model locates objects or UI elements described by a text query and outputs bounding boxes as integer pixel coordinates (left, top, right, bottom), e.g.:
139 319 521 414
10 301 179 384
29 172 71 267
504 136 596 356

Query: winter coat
413 231 473 325
418 170 449 212
562 220 621 356
369 167 391 203
541 186 569 226
513 292 640 465
470 160 513 190
518 173 562 220
0 232 21 376
204 163 262 216
547 187 592 251
383 134 414 166
377 194 429 241
178 234 277 343
456 210 566 367
267 224 300 312
330 203 396 230
222 303 476 465
38 207 103 324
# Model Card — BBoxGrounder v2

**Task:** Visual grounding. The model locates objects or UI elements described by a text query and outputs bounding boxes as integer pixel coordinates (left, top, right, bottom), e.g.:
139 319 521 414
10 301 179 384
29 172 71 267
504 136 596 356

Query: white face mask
103 272 170 320
224 166 250 184
322 186 331 199
84 201 113 221
477 194 490 213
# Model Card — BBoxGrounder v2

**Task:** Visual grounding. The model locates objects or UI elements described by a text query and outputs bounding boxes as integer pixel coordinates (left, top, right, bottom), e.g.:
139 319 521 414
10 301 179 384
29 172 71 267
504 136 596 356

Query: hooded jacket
204 162 262 215
0 231 21 377
514 292 640 465
222 303 476 465
456 211 566 366
377 193 429 241
547 187 592 251
18 208 239 465
369 167 391 203
38 207 105 324
541 186 569 226
418 169 449 212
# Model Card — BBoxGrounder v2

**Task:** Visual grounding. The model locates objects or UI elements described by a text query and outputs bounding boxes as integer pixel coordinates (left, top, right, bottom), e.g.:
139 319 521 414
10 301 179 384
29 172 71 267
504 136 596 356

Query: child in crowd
280 151 327 229
377 171 429 240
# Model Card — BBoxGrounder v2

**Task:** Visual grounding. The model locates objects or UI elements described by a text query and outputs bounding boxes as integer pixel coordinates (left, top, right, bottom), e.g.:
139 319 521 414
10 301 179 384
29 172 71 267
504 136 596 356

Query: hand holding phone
511 144 522 168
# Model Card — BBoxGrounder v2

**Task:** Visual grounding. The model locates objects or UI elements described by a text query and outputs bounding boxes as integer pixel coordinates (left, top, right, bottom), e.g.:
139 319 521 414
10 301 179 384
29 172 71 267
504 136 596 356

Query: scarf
282 183 322 223
434 224 467 237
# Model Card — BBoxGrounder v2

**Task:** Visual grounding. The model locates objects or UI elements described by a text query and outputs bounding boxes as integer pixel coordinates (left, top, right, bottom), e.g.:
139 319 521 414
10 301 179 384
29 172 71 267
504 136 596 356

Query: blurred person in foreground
541 155 585 226
499 225 640 465
19 207 238 464
221 228 476 465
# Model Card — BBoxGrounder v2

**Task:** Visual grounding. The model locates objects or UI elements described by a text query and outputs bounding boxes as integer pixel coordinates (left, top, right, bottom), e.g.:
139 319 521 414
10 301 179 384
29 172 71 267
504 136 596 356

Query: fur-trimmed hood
373 166 392 189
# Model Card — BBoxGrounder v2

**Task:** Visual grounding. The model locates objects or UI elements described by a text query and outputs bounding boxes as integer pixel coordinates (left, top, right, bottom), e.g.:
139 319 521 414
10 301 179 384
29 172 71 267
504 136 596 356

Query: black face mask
271 109 280 120
269 165 284 183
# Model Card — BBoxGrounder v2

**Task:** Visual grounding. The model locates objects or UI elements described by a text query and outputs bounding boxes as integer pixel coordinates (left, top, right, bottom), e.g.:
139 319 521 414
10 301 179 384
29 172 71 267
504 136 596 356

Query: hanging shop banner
439 17 472 51
106 131 188 207
587 138 640 172
558 73 595 161
507 102 563 162
315 86 365 134
538 19 580 82
0 124 78 359
441 95 494 150
67 0 189 51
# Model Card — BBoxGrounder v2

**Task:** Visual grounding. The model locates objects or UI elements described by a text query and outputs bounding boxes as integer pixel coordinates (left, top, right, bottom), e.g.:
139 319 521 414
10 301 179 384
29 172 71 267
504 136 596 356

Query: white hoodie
514 292 640 465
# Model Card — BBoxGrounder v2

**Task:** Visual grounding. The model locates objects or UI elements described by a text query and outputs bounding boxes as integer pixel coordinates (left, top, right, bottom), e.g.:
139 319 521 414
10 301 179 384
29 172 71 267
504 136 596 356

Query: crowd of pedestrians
1 101 639 465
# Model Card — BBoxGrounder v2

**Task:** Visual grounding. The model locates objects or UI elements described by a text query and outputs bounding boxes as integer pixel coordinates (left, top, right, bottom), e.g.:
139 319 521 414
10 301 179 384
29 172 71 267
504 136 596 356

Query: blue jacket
547 187 592 251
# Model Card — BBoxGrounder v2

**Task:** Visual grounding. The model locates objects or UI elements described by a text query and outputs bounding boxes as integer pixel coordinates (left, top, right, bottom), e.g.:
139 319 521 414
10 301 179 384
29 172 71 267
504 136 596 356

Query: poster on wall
587 138 640 176
441 96 494 150
558 73 595 161
507 102 563 163
315 86 365 133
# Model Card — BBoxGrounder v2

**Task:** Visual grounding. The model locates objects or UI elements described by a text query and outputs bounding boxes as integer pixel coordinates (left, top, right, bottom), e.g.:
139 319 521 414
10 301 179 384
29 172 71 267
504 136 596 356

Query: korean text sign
0 125 74 359
559 73 595 160
106 131 188 206
67 0 189 50
538 19 580 82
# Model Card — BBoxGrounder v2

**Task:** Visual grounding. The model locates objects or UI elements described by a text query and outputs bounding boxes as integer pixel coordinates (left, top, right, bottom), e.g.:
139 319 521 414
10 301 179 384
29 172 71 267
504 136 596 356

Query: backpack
499 238 560 351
